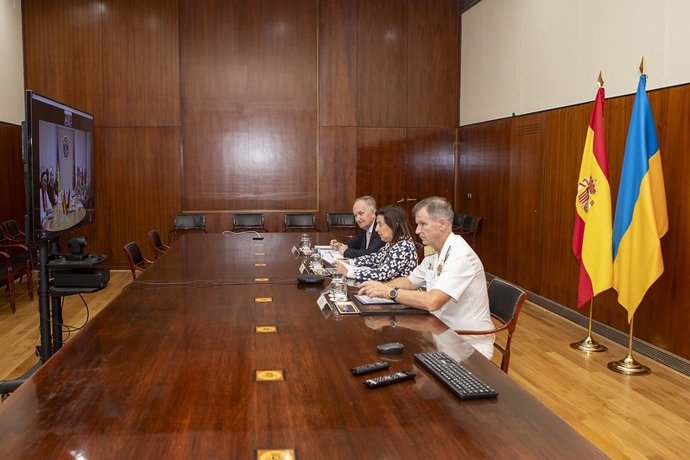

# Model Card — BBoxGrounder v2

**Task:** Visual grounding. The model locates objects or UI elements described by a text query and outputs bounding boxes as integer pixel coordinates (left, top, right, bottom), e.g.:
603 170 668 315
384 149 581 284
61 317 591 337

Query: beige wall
461 0 690 125
0 0 24 124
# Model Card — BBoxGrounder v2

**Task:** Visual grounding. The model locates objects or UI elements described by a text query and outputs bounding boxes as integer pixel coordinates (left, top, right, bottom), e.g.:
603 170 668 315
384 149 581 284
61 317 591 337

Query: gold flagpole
570 299 607 352
607 317 651 375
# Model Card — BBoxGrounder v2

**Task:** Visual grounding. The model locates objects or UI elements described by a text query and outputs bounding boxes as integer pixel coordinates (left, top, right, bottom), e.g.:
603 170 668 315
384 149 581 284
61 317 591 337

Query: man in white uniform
358 196 494 359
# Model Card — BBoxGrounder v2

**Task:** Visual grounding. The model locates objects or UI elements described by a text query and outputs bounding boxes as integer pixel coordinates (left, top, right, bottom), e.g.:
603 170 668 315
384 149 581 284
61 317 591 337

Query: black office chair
233 213 265 232
456 215 481 247
283 213 316 232
168 214 207 242
148 229 170 257
455 277 527 373
452 213 467 232
123 241 153 280
326 212 356 231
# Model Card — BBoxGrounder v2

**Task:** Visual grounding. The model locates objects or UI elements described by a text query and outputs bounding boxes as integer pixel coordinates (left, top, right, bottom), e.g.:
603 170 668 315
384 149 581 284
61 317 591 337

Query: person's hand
358 280 390 299
329 239 339 248
337 244 348 255
334 260 348 276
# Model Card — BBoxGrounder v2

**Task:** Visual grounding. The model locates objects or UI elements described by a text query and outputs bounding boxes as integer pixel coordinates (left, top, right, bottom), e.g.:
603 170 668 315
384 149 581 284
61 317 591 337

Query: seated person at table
357 196 494 359
335 206 417 282
330 196 385 258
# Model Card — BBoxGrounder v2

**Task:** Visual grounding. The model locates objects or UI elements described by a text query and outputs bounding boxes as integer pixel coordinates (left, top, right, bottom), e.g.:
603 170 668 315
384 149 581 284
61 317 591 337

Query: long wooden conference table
0 233 604 459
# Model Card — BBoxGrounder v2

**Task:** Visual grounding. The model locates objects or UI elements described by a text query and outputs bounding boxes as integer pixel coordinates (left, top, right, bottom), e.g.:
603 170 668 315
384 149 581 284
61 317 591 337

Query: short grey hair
354 195 377 211
412 196 454 222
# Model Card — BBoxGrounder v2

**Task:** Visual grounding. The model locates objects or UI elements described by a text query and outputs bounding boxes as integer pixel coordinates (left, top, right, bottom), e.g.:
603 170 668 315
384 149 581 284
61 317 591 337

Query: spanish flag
572 87 612 307
613 74 668 322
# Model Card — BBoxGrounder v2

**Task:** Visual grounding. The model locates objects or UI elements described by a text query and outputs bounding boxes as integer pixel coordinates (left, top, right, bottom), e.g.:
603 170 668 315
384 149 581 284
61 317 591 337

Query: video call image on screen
36 120 92 231
26 91 95 242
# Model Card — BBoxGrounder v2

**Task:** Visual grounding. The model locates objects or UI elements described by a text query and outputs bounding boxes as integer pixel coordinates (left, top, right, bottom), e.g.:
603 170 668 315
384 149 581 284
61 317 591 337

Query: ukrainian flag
612 74 668 322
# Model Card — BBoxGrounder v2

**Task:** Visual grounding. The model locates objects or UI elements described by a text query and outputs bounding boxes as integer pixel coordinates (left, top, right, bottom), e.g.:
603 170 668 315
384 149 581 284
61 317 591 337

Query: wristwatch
389 287 399 300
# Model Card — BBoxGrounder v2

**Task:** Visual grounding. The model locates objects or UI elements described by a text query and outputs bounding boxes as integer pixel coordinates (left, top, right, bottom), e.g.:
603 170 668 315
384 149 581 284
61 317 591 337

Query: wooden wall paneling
356 128 407 209
101 0 180 127
179 0 248 212
246 0 318 210
357 0 407 127
179 0 247 113
99 127 181 264
180 0 318 212
22 0 104 122
407 0 459 128
405 128 455 209
318 127 357 232
456 119 511 278
651 85 690 355
319 0 357 127
506 113 545 293
0 123 24 229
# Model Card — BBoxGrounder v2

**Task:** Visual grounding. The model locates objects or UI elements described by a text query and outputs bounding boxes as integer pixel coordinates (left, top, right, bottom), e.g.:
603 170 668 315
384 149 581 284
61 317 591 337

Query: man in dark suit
330 196 385 258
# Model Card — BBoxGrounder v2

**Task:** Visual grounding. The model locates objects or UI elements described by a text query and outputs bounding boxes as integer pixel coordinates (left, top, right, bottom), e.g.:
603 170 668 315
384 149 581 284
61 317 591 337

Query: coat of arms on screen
577 176 597 213
62 135 70 159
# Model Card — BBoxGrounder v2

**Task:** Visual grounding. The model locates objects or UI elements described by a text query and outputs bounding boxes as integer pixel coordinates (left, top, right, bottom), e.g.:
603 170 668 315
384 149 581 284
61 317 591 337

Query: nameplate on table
257 449 295 460
254 252 266 256
256 370 284 382
255 263 267 267
256 326 277 333
255 297 273 303
316 293 329 311
255 277 270 282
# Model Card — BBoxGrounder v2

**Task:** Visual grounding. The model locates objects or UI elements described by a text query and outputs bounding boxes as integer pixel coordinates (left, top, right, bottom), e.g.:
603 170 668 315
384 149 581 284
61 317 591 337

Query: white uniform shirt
408 233 494 359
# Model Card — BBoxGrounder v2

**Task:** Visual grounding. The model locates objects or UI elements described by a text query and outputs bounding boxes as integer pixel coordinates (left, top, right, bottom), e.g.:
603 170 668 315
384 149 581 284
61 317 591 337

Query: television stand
37 240 109 364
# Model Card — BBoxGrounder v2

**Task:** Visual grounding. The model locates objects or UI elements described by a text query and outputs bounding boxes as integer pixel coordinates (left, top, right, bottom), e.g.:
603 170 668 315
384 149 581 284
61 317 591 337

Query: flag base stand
570 336 607 353
607 355 650 375
570 301 607 352
607 318 650 375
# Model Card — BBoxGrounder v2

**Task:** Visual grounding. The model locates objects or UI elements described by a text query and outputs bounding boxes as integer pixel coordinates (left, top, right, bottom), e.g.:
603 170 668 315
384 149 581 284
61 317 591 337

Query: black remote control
363 371 416 388
351 361 390 376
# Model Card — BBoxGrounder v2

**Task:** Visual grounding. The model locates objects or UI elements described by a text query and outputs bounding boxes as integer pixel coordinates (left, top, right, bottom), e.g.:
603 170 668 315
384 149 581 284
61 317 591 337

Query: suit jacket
343 222 385 258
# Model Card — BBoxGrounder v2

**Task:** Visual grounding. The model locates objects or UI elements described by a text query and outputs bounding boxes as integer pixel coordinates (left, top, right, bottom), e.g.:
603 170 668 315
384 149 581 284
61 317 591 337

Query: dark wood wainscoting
0 123 24 228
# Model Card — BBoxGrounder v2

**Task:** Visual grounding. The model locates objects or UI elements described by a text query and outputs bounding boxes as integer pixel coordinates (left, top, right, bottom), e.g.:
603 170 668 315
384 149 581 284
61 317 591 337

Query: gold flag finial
639 56 645 74
597 71 604 87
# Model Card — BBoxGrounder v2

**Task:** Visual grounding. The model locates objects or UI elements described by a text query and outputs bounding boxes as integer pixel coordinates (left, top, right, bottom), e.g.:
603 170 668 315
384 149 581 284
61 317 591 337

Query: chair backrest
452 213 467 231
458 215 478 232
1 220 25 242
169 214 207 242
487 277 527 373
326 212 356 230
233 213 265 230
173 214 206 231
148 229 169 255
284 213 316 231
123 241 149 279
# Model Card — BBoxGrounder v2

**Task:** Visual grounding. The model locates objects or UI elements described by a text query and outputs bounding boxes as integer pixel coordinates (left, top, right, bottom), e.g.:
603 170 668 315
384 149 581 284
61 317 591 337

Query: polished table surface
0 233 605 459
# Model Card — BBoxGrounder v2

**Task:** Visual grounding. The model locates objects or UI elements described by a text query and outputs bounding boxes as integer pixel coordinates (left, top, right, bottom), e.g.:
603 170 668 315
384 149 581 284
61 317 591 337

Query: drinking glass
330 275 348 301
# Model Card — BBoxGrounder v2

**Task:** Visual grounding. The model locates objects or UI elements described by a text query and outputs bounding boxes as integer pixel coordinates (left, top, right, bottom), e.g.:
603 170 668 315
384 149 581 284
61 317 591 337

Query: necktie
365 230 371 249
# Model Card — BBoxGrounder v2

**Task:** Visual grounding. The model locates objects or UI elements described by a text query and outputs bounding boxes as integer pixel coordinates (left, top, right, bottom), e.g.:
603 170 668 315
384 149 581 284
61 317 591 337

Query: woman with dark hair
335 205 418 282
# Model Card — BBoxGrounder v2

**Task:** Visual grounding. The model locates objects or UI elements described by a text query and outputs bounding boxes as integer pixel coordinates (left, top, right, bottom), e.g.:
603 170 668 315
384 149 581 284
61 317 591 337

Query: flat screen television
24 91 95 244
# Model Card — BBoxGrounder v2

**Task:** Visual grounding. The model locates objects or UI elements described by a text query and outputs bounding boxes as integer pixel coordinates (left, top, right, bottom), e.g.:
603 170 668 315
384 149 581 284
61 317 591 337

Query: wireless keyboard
414 351 498 400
